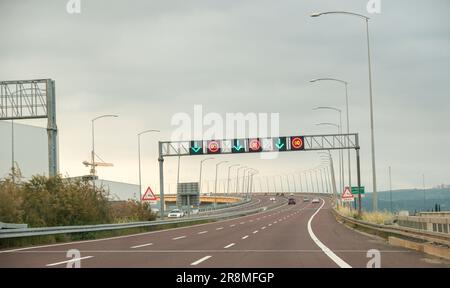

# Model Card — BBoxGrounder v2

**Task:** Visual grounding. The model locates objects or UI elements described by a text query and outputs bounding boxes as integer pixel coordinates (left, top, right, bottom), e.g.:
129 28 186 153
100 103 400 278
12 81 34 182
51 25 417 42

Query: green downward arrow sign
276 139 285 149
192 145 201 153
233 140 243 151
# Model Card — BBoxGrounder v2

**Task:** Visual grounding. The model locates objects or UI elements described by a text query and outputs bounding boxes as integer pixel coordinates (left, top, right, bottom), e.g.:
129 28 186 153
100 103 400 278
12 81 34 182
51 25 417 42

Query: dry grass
336 205 394 225
361 211 394 225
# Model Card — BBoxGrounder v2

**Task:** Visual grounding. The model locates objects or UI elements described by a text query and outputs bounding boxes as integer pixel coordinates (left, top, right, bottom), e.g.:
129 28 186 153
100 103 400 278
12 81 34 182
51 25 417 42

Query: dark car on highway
288 198 296 205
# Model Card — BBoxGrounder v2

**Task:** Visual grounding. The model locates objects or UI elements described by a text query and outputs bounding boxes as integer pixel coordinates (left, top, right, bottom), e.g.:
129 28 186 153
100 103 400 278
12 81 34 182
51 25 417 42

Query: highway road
199 194 286 216
0 195 448 268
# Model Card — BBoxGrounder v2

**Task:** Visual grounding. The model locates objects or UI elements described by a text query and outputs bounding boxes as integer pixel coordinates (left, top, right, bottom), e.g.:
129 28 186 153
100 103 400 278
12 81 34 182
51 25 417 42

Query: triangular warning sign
341 186 354 201
141 186 157 201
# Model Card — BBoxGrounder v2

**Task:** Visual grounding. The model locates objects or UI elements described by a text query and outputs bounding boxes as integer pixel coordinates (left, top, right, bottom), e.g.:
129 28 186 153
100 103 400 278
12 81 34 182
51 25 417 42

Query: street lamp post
226 164 239 196
315 107 344 193
304 171 310 192
284 174 291 193
314 169 320 193
199 157 214 195
311 79 352 191
277 175 284 193
316 122 344 195
311 11 378 210
297 173 303 192
137 129 160 201
247 169 258 199
214 161 229 208
309 170 315 193
91 114 119 177
291 174 297 192
235 166 246 195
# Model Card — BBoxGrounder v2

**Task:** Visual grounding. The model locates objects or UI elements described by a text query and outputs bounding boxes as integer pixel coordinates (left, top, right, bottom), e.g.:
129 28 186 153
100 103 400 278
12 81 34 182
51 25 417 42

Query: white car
168 209 184 218
312 198 320 204
269 197 276 201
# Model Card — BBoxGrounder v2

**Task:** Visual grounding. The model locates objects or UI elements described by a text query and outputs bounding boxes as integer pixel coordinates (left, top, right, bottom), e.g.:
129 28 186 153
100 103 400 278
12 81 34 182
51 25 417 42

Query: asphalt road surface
1 195 448 268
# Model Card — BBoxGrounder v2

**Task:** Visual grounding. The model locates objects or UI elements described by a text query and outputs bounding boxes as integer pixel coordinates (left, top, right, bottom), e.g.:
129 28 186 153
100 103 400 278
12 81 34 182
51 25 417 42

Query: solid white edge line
307 198 352 268
46 256 94 267
190 255 212 266
242 235 249 239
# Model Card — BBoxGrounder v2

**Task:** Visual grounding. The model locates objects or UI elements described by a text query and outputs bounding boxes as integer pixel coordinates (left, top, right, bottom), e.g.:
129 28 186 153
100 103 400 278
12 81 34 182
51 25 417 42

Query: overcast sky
1 0 449 194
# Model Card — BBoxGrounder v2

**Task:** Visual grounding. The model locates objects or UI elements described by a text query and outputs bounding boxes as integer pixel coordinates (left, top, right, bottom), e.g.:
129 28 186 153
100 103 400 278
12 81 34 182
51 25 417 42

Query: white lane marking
216 227 224 230
242 235 249 239
268 224 272 227
0 196 286 254
172 236 186 240
46 256 93 267
274 221 277 224
253 230 258 234
224 243 235 249
229 224 236 227
261 226 266 230
307 198 352 268
190 255 212 266
198 231 208 234
131 243 153 249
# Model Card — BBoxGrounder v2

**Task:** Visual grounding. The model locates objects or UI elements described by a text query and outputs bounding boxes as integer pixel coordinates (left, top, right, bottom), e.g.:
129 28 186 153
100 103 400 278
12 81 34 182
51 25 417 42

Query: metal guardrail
0 198 286 240
197 197 252 213
0 222 28 229
333 209 450 247
198 198 256 214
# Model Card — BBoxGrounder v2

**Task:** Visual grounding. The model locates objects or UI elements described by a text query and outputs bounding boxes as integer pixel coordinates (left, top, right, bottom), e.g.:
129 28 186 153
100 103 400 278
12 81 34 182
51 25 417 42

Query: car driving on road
303 197 309 202
168 209 184 218
311 198 320 204
288 198 296 205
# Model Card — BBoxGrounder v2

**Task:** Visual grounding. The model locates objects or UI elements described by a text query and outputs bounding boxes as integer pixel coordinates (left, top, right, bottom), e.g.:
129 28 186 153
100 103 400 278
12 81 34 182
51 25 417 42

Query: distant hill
358 188 450 213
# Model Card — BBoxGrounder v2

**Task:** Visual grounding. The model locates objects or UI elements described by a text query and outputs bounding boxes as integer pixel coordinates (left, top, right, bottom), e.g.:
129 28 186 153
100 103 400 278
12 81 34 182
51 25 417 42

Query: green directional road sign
232 139 246 153
351 186 365 194
273 137 287 151
190 141 203 155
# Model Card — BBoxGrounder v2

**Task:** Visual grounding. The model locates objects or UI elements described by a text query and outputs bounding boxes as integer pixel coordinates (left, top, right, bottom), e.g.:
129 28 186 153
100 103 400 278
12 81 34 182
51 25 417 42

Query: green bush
0 173 155 227
110 200 156 222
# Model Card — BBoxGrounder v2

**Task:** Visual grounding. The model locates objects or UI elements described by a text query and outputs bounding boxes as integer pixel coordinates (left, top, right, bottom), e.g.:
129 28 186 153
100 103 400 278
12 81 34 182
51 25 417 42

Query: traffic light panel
190 140 203 155
273 137 287 151
231 139 246 153
207 140 221 154
248 138 262 152
290 136 304 150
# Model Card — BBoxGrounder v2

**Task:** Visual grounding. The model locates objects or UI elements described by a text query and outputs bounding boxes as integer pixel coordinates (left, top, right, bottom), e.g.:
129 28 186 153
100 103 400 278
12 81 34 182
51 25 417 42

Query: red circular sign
249 139 261 151
291 137 303 149
208 141 220 153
